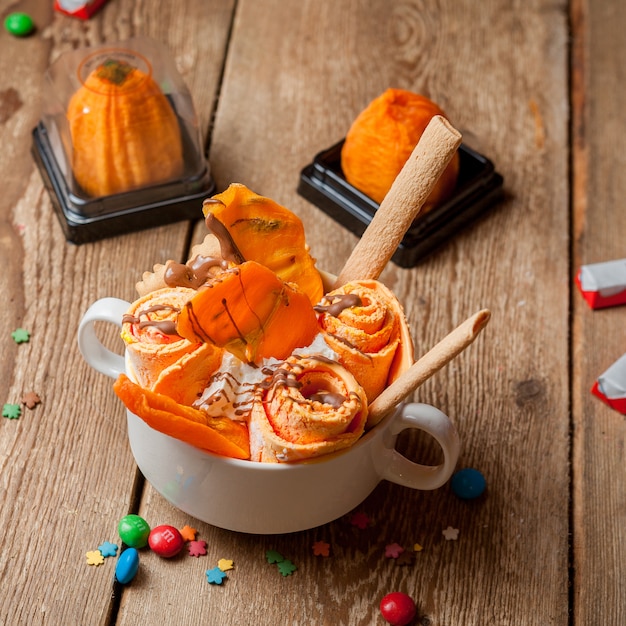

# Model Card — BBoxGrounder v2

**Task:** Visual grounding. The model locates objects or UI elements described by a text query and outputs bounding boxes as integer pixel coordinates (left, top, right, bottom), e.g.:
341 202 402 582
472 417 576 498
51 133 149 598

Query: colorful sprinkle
11 328 31 344
206 566 227 585
98 541 119 558
21 392 41 409
413 543 423 552
2 403 21 419
86 550 105 566
276 559 297 577
384 543 405 559
188 540 207 557
218 558 234 572
179 525 197 542
349 511 370 529
265 549 284 564
312 540 330 557
442 526 459 541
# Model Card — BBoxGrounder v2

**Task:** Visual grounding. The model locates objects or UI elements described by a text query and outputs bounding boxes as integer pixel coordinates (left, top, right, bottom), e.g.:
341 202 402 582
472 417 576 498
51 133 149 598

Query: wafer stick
333 115 462 289
366 309 491 427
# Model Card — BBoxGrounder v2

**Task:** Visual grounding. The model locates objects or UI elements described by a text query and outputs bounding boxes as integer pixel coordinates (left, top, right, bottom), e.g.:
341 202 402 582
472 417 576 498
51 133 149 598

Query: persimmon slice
203 184 324 305
113 374 250 459
176 261 319 364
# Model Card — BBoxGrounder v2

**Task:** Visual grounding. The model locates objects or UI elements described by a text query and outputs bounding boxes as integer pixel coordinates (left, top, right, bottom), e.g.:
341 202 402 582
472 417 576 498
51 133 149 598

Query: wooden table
1 1 624 624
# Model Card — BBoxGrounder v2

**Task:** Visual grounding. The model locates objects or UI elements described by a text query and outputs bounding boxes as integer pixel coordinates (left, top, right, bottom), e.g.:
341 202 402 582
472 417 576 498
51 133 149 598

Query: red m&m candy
148 525 184 558
380 592 417 626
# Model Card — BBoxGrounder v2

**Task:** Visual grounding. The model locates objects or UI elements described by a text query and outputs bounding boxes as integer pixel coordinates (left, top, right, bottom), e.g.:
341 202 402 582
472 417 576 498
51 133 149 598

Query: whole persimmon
341 88 460 211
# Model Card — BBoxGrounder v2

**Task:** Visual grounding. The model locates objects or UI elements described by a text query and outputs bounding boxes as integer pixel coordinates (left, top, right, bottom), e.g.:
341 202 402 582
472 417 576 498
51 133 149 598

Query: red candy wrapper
576 259 626 309
592 352 626 414
54 0 109 19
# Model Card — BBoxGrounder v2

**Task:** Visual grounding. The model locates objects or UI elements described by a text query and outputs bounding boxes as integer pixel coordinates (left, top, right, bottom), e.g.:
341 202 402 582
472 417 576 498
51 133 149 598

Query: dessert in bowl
78 116 488 533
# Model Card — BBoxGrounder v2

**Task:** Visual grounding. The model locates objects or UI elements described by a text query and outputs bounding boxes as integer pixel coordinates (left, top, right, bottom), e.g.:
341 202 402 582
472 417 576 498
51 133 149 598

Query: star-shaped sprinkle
442 526 459 541
413 543 423 552
395 550 415 566
11 328 31 344
3 403 21 419
21 392 41 409
265 549 284 564
277 559 297 577
206 567 227 585
86 550 105 566
384 543 405 558
349 511 370 529
188 540 207 557
312 540 330 557
218 558 234 571
98 541 118 558
179 525 197 542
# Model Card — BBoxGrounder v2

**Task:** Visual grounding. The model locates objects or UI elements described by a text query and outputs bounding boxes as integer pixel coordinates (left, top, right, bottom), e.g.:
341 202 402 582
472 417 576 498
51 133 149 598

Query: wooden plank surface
121 1 571 624
571 0 626 623
0 1 234 625
7 0 625 624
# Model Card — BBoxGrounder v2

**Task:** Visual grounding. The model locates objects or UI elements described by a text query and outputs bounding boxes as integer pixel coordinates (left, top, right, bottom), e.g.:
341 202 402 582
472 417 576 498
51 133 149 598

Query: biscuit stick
333 115 462 288
366 309 491 428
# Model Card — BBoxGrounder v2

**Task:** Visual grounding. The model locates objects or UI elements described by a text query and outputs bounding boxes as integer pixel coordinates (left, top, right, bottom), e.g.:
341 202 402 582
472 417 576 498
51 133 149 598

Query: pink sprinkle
349 512 370 529
384 543 405 558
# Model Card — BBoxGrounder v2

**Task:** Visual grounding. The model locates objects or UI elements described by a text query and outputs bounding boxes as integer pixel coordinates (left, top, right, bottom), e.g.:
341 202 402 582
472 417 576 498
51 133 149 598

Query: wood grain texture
0 1 233 625
571 0 626 624
140 1 571 624
10 0 624 624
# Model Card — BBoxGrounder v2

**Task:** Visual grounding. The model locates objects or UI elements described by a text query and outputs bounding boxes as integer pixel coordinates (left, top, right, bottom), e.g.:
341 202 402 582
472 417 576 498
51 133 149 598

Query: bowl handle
77 298 130 379
381 402 460 490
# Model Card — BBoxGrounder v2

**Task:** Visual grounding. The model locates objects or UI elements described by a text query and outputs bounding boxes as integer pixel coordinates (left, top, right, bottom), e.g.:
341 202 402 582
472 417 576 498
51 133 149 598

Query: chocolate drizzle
122 304 181 337
164 254 228 290
204 212 246 265
314 293 362 317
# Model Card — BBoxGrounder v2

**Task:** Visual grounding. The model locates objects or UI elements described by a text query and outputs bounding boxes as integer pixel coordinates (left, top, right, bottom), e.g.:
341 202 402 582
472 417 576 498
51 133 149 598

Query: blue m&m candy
115 548 139 585
451 468 486 500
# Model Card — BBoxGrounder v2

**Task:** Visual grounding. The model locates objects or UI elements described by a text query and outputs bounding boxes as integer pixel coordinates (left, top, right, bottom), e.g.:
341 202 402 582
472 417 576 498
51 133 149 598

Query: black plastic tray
32 122 215 245
298 140 503 268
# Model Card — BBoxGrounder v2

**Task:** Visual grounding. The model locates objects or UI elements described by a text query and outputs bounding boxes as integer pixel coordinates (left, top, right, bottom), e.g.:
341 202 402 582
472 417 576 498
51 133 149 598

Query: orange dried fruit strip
113 374 250 459
203 183 324 305
176 261 319 364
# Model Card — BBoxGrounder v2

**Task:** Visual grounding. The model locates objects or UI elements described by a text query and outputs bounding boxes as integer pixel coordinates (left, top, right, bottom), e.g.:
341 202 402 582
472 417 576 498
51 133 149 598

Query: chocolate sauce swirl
204 212 246 265
314 293 362 317
122 304 181 337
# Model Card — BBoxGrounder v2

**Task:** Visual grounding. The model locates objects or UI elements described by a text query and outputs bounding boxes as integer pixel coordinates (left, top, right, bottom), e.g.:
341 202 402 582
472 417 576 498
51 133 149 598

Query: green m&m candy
4 12 35 37
118 514 151 548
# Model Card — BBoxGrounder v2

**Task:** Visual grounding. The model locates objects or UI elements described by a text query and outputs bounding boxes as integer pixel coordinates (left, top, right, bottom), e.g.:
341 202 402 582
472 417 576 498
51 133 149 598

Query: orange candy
341 88 460 211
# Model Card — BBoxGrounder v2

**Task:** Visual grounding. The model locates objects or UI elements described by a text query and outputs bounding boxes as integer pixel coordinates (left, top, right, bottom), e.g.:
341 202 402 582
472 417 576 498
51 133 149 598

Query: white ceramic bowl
78 297 460 534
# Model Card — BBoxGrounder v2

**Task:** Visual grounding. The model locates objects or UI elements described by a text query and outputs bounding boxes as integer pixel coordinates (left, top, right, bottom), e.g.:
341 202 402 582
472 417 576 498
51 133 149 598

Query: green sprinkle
11 328 31 344
3 404 21 419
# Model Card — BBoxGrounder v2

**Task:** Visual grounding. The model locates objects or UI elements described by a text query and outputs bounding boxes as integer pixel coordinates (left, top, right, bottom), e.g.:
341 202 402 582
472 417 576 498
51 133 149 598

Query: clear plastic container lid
40 37 209 211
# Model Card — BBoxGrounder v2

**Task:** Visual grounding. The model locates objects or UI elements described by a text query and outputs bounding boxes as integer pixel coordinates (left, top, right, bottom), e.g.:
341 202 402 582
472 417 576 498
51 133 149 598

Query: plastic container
298 140 503 267
32 37 215 244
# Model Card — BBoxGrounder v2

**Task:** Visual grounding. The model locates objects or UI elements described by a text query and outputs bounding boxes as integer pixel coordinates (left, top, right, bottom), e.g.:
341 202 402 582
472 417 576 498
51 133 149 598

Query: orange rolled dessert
315 280 414 404
249 355 368 462
121 287 202 389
